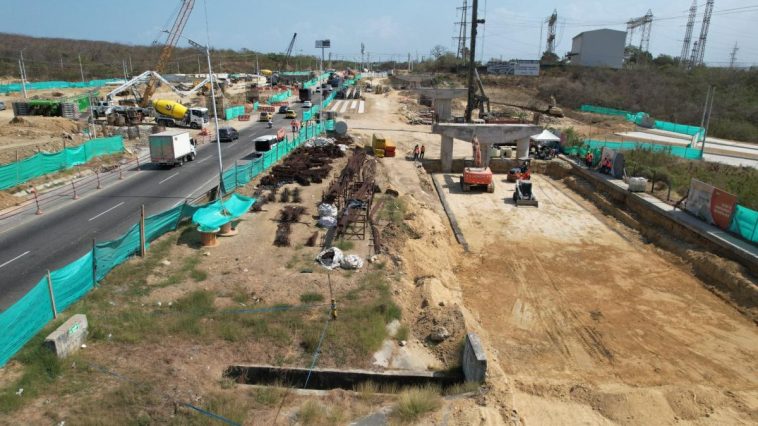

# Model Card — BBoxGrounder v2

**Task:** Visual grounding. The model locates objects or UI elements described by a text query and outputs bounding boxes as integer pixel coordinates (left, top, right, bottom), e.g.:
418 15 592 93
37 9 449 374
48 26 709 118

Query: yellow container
372 133 386 150
374 148 385 158
384 140 396 149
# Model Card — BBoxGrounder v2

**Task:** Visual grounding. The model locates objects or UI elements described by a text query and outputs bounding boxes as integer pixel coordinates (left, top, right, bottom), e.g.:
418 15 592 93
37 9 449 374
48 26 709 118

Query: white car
303 101 312 108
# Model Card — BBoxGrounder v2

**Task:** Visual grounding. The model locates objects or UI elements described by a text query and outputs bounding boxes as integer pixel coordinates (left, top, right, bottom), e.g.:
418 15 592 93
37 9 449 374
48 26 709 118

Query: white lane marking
88 202 125 222
358 100 365 114
0 250 30 269
197 157 210 163
339 101 349 113
350 100 358 110
329 101 341 112
158 173 179 184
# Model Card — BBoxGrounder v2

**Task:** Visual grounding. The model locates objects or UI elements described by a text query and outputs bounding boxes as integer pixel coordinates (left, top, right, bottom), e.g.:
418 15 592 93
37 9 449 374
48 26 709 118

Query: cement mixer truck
151 99 209 129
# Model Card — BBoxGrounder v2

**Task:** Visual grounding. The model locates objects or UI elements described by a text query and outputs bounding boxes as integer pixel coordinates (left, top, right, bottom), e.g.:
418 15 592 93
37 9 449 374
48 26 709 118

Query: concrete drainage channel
224 365 463 391
224 333 488 392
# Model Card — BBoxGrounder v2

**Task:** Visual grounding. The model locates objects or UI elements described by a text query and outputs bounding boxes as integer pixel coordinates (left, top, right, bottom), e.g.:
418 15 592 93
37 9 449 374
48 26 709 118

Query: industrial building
569 29 626 69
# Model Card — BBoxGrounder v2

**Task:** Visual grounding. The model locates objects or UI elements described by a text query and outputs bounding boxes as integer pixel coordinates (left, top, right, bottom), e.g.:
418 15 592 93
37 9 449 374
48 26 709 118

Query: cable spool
334 121 348 135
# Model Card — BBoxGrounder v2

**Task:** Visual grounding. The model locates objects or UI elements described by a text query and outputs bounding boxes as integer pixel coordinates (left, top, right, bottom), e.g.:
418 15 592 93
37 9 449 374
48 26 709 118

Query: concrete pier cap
414 88 468 122
432 123 542 172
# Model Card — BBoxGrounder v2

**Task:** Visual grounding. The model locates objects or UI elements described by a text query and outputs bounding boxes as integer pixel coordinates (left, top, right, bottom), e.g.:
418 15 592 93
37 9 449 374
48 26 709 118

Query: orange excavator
460 136 494 193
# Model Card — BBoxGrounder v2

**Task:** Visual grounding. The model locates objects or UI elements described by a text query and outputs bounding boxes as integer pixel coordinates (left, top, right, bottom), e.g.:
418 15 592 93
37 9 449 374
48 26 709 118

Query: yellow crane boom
140 0 195 108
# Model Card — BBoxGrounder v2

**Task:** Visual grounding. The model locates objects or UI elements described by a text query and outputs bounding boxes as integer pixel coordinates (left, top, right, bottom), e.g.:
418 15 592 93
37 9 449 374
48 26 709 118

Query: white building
569 29 626 69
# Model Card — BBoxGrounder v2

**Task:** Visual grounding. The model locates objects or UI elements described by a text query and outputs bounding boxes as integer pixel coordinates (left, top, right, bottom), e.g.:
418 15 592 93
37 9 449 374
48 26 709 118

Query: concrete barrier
462 333 487 383
44 314 88 358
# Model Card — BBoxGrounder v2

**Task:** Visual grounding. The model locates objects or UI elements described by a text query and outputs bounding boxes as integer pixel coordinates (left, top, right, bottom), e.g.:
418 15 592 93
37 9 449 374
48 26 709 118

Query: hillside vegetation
535 66 758 143
0 33 342 83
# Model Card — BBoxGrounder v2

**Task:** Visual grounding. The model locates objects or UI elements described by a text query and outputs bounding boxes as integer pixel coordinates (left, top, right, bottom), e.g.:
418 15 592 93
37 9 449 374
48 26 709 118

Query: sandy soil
432 172 758 424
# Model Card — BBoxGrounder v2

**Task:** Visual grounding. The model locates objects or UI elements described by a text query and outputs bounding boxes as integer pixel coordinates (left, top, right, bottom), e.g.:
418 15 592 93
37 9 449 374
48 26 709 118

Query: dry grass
392 385 442 423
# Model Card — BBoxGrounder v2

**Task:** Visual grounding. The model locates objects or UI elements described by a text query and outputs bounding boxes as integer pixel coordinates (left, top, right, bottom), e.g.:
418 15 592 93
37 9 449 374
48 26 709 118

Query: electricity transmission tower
453 0 470 62
729 42 739 68
626 9 653 52
690 0 714 66
545 10 557 55
680 0 697 67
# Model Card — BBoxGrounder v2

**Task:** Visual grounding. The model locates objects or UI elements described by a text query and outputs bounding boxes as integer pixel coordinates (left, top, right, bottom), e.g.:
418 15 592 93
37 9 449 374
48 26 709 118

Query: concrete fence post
46 270 58 319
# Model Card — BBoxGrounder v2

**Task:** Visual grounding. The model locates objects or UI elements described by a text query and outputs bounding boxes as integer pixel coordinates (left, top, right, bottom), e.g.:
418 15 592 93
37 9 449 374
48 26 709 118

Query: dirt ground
432 172 758 424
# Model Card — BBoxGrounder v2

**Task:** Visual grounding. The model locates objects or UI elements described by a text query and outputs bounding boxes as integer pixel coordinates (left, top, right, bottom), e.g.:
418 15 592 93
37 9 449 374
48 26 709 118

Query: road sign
315 40 331 48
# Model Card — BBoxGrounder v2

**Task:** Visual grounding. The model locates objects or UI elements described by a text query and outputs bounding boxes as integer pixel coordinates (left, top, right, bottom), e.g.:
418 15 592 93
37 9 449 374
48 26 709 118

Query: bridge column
441 135 454 172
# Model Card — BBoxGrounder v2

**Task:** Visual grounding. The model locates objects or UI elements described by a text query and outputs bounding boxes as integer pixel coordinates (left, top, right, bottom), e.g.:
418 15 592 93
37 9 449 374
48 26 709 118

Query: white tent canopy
530 129 560 142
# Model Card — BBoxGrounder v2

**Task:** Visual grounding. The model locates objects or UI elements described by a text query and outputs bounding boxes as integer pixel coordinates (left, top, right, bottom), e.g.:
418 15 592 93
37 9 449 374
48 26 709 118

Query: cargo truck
149 130 197 167
151 99 209 129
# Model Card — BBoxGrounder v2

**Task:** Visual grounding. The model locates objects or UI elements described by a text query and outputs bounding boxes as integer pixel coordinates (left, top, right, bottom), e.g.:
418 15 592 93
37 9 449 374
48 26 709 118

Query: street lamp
171 33 224 196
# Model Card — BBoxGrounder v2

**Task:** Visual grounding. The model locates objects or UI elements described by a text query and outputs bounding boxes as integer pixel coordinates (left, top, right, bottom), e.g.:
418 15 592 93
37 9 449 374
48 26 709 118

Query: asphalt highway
0 112 296 310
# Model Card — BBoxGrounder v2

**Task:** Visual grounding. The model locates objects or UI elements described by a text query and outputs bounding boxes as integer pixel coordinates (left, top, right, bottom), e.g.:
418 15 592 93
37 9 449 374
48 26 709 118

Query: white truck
149 130 197 167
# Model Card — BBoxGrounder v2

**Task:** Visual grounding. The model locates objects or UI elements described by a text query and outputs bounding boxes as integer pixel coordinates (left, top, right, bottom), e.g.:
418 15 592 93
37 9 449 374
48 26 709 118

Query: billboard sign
315 40 331 48
685 178 737 230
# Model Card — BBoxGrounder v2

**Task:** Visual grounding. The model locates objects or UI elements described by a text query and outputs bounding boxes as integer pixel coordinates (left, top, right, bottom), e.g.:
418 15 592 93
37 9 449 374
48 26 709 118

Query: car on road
0 101 5 111
259 111 272 122
285 108 297 119
217 127 239 142
302 101 312 108
278 105 289 113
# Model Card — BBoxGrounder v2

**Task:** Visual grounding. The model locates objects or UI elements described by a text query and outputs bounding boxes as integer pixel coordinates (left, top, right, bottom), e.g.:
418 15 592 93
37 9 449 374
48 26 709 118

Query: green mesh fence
224 105 245 121
267 90 292 104
0 278 54 366
253 101 259 111
579 105 631 116
0 135 124 190
563 140 703 160
728 205 758 244
52 251 95 312
0 78 122 94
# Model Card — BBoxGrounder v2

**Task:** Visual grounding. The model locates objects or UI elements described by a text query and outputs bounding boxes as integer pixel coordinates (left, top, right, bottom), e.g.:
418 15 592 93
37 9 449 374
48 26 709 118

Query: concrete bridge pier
431 123 542 172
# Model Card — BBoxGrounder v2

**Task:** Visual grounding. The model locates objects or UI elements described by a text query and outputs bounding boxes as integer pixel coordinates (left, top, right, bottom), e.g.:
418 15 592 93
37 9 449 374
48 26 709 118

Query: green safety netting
728 205 758 244
0 278 54 366
580 104 704 141
192 193 254 228
253 101 259 111
267 90 292 104
0 135 124 190
224 105 245 120
51 251 96 312
95 223 140 281
564 140 703 161
0 78 122 94
579 104 631 116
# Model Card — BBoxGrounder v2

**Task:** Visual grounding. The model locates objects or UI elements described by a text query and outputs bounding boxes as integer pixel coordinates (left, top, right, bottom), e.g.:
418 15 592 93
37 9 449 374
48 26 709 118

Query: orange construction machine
460 136 494 193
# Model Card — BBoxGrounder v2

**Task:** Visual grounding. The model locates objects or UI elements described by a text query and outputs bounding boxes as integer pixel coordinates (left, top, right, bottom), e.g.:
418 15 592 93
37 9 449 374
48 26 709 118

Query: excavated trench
225 365 464 391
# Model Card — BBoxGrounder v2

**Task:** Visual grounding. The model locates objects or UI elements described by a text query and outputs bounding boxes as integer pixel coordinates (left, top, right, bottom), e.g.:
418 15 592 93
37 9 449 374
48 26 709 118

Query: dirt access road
433 173 758 424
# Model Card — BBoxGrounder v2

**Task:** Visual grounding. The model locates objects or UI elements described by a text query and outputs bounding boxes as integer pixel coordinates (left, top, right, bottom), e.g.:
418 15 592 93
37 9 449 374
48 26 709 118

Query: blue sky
2 0 757 66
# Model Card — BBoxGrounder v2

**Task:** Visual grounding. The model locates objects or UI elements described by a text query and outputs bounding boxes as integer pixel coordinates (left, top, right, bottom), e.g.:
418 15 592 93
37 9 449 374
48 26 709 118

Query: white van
252 134 278 153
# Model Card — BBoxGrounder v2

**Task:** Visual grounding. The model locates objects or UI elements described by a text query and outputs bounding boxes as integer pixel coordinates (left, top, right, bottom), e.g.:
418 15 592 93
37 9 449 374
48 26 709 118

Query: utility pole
699 85 715 156
129 55 133 75
197 55 201 74
18 59 28 99
78 54 85 83
729 43 739 68
408 52 411 72
465 0 484 122
454 0 469 62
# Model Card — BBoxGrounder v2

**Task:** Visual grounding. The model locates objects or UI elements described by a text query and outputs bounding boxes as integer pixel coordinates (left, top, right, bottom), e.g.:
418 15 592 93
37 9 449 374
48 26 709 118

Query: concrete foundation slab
462 333 487 383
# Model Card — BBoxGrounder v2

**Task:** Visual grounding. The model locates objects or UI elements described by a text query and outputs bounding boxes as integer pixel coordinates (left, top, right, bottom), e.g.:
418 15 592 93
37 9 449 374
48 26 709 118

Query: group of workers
412 144 426 161
584 150 613 174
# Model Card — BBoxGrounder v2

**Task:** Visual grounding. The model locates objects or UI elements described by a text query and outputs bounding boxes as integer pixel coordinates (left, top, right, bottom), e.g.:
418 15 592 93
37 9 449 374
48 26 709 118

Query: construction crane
281 33 297 72
139 0 195 108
